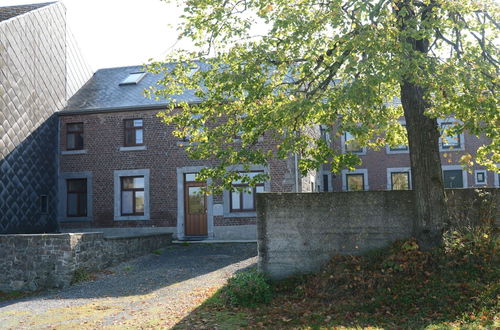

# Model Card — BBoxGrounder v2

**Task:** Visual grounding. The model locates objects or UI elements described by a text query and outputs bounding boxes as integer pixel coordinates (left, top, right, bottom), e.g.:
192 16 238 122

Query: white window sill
119 145 147 152
61 149 87 155
114 215 150 221
345 151 366 156
223 211 257 218
386 147 409 154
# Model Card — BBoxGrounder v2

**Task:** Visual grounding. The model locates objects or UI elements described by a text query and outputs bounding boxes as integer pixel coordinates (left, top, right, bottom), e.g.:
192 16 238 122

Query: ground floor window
389 171 411 190
474 170 487 185
67 178 87 217
121 176 145 215
230 172 264 212
346 174 364 191
342 169 368 191
443 169 464 188
113 169 150 221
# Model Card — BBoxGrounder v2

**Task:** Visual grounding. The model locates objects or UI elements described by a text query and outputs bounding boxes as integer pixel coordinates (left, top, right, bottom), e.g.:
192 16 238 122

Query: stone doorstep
172 239 257 244
103 232 173 240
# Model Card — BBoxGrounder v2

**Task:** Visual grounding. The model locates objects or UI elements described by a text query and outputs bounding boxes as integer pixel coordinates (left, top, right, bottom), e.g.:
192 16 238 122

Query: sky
2 0 190 71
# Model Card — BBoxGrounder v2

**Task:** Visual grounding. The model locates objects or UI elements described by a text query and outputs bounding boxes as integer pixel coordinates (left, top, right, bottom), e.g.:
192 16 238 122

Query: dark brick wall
58 109 295 229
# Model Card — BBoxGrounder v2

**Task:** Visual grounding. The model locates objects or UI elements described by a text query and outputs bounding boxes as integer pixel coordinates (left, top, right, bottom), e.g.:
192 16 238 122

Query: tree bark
396 0 448 250
401 82 447 250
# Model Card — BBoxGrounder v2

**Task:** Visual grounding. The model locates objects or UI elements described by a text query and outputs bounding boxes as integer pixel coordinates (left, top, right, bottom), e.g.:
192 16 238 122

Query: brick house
57 65 304 240
325 116 498 193
57 65 498 240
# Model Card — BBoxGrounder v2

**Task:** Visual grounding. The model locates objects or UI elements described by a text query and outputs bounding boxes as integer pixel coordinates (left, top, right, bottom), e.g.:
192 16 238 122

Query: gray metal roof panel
62 63 205 113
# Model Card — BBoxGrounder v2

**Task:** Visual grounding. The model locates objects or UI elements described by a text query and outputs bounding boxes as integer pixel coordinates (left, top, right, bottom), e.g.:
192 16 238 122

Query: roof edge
59 100 204 116
0 2 61 26
58 104 170 116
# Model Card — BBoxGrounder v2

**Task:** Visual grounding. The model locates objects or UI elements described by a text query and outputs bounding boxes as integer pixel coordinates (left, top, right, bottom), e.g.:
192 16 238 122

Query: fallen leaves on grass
176 232 499 329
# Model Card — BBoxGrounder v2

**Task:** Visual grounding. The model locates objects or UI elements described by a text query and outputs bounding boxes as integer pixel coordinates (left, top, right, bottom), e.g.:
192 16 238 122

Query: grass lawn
175 230 499 329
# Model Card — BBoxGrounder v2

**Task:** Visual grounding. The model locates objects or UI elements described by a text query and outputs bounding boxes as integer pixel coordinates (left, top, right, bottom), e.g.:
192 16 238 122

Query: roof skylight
120 72 146 85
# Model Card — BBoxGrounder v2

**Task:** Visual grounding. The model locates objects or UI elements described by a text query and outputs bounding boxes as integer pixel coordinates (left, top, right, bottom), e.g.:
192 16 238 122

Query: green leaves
152 0 499 187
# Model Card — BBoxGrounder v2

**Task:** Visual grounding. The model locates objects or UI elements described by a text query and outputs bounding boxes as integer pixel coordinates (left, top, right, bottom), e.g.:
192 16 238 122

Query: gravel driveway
0 243 257 329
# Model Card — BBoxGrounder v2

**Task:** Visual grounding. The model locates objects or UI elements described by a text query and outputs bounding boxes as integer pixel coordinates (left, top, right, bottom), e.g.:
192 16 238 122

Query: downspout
294 153 299 193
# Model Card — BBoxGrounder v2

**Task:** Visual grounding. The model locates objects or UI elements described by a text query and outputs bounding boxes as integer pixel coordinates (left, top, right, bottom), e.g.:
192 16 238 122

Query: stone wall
257 188 499 280
0 232 172 292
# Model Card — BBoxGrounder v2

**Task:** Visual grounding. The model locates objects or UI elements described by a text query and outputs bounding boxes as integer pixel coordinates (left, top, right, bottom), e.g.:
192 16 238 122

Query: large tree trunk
401 82 447 249
396 0 448 250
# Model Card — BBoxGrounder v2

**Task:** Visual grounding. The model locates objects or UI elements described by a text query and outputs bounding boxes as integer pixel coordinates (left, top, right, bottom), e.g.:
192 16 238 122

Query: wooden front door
184 176 208 237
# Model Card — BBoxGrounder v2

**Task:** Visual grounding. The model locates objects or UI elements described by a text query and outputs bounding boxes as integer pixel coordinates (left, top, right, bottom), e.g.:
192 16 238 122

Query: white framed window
319 125 332 147
230 171 265 212
387 168 412 190
114 169 150 221
120 72 146 85
438 119 464 151
386 121 409 154
474 170 487 185
341 132 366 155
341 169 368 191
223 165 270 217
442 165 467 188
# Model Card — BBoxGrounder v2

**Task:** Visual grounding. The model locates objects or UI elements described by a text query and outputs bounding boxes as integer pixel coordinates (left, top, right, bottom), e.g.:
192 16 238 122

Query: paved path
0 243 257 329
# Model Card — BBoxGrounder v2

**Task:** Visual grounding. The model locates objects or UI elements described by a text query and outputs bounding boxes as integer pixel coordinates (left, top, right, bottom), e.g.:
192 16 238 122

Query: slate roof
0 2 54 22
62 64 204 114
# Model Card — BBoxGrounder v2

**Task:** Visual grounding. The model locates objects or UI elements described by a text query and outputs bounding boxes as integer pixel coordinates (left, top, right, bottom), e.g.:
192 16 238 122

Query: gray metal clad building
0 2 91 233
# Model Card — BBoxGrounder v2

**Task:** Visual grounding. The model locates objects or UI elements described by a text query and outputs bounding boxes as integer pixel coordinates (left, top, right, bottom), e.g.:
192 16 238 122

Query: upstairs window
230 172 265 212
389 123 409 152
344 132 363 153
124 119 144 146
66 123 84 150
320 125 332 146
119 72 146 85
440 122 461 149
183 114 204 142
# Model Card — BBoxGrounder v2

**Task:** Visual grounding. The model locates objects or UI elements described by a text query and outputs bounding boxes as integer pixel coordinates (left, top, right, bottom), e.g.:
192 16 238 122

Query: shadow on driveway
0 243 257 306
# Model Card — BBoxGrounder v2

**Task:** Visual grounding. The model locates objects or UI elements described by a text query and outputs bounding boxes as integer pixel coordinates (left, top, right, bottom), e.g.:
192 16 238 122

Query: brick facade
58 108 298 239
329 129 496 192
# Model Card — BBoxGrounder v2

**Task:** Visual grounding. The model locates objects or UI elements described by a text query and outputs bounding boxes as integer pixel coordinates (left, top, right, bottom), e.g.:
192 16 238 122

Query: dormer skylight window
120 72 146 85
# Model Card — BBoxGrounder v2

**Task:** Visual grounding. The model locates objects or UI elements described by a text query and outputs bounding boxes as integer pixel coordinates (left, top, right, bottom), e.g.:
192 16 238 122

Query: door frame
176 166 214 240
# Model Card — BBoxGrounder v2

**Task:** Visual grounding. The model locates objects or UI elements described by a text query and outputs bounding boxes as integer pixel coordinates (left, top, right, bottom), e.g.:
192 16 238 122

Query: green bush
442 226 498 266
217 269 273 307
71 268 92 284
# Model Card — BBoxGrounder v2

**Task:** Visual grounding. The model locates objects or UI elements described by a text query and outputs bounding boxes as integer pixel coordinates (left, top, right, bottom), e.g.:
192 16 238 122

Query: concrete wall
0 232 172 292
257 188 499 280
